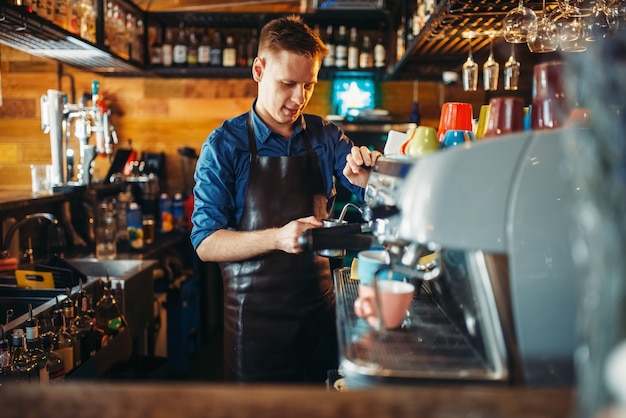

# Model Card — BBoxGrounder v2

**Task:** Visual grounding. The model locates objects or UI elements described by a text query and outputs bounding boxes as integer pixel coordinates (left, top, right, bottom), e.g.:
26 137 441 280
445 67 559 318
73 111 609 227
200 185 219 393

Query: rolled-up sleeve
190 123 248 250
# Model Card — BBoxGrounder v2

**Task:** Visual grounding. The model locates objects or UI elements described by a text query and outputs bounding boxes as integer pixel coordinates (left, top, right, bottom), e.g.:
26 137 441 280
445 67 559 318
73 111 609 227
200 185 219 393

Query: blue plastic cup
441 129 475 149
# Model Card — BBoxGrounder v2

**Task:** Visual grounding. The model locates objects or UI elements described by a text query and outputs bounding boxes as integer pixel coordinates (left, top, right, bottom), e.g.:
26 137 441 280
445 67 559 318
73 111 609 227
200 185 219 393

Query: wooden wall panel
0 44 471 194
0 144 19 163
0 165 31 190
0 99 37 118
0 119 46 140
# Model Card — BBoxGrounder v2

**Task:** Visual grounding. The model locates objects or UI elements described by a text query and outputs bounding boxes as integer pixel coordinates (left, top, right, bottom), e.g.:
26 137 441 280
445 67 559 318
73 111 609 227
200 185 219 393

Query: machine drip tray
334 268 506 388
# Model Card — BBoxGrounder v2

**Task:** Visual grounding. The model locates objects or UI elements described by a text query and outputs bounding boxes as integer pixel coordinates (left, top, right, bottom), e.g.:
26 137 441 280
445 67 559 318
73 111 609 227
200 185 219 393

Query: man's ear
252 56 264 82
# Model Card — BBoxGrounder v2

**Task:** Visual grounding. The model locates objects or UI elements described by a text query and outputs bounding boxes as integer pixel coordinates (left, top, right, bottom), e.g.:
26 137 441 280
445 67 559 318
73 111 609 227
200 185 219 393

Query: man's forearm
195 228 279 263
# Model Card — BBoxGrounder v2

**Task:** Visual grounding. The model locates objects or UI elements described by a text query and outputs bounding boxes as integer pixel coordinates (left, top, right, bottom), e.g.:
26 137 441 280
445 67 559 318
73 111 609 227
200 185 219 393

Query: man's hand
275 216 323 254
343 145 382 188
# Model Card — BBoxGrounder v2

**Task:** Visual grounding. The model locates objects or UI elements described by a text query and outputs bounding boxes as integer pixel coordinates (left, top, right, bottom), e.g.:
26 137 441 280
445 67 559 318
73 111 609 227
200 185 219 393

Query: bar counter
0 382 575 418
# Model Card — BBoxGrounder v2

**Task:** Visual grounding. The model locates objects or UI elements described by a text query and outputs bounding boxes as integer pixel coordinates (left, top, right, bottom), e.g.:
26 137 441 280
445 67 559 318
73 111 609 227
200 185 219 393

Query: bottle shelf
0 1 392 79
0 1 145 75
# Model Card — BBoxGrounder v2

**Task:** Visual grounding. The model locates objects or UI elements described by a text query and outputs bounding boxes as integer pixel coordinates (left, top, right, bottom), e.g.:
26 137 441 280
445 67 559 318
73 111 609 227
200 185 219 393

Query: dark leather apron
219 113 338 383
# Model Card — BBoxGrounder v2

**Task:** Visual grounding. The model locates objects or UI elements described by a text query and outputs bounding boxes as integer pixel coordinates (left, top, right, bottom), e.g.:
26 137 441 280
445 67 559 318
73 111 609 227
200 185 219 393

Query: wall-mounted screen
332 78 376 117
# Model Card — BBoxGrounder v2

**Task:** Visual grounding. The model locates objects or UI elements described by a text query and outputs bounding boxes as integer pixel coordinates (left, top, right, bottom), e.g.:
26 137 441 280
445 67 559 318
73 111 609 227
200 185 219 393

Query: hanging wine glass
558 0 596 18
528 0 559 52
558 15 588 52
584 2 611 41
483 34 499 91
504 0 539 43
504 43 520 90
462 33 478 92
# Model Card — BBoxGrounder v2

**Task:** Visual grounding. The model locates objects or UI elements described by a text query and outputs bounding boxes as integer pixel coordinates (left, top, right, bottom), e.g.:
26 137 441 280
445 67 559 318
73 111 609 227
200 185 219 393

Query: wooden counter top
0 189 70 211
0 382 575 418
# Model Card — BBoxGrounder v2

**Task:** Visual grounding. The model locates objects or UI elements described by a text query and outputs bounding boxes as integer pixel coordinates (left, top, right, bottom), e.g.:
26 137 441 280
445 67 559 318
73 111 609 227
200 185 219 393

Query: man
191 15 381 383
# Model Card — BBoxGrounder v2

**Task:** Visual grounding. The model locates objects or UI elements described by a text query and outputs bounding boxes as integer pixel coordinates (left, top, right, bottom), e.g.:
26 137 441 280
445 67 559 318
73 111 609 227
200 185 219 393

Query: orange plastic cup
437 102 474 143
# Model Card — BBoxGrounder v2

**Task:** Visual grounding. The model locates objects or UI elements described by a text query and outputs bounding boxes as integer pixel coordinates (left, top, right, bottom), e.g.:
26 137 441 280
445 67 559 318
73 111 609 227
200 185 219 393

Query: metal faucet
1 213 59 260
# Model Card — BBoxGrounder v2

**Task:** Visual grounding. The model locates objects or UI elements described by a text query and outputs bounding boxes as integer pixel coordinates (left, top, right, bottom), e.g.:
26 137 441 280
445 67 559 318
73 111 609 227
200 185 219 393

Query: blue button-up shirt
190 107 364 250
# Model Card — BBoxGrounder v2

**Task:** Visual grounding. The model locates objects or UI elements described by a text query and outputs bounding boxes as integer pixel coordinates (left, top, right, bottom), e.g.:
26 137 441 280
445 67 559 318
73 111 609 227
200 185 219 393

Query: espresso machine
41 80 118 187
330 127 581 389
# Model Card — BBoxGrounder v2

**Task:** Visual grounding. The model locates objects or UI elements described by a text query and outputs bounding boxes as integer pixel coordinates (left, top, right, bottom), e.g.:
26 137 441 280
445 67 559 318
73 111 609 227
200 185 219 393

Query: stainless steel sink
64 258 157 279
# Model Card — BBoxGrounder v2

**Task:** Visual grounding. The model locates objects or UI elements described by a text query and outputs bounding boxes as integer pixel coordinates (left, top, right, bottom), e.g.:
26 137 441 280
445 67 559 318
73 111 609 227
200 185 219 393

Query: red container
531 61 567 130
484 97 525 138
437 102 474 143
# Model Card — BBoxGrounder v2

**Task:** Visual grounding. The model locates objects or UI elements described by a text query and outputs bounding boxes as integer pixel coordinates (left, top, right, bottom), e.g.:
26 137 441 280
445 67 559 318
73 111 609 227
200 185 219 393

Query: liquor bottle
76 293 102 362
313 24 320 37
56 313 74 375
24 305 48 383
198 30 211 67
74 283 102 362
374 35 386 69
26 335 48 384
10 329 38 383
53 0 68 30
39 0 55 22
173 193 185 232
67 0 81 35
335 26 348 69
237 35 248 67
161 28 174 67
209 31 223 66
150 27 163 67
134 18 145 63
112 5 127 57
247 29 258 67
187 30 199 67
41 332 65 383
222 35 237 67
160 193 173 232
62 291 82 369
322 25 335 68
347 27 359 70
80 0 97 44
103 1 114 50
125 13 136 60
95 279 126 337
173 25 188 67
127 202 144 250
396 16 406 63
359 35 374 69
410 100 422 125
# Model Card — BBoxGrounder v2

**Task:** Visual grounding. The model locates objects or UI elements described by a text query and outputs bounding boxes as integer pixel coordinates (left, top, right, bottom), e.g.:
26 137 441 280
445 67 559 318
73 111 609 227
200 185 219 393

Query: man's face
253 49 321 135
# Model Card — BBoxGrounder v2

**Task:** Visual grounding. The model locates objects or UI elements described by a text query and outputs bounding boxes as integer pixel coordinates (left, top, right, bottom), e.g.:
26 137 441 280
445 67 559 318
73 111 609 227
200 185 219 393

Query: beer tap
41 80 117 187
65 101 96 186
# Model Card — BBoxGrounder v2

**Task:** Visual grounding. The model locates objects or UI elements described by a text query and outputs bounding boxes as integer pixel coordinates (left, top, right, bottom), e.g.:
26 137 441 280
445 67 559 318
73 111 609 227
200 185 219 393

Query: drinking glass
462 35 478 92
504 43 521 90
527 0 559 52
584 4 611 41
504 0 538 43
557 0 596 18
559 15 588 52
483 35 499 91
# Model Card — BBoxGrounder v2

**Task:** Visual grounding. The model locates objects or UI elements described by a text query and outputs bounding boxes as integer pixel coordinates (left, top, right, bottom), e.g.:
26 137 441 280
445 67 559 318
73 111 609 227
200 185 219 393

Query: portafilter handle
298 226 374 253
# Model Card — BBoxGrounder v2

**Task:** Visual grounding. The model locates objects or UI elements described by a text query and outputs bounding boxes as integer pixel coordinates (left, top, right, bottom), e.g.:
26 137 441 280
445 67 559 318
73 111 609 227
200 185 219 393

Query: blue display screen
332 78 376 117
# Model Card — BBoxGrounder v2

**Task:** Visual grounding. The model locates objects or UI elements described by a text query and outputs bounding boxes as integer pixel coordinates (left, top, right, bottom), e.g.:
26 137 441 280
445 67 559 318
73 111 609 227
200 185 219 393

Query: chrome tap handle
40 94 50 133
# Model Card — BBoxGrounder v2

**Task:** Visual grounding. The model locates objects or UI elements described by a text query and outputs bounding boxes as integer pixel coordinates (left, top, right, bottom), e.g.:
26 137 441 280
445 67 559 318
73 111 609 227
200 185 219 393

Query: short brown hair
258 15 328 60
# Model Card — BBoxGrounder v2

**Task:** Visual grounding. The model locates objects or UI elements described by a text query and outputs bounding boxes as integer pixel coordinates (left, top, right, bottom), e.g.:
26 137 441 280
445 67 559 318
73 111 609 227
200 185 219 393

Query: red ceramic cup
437 102 474 143
531 61 567 130
483 97 526 138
